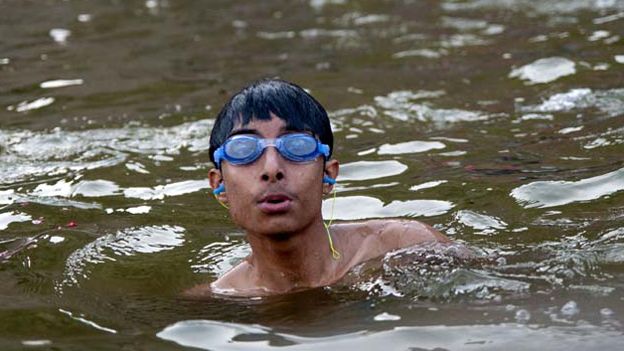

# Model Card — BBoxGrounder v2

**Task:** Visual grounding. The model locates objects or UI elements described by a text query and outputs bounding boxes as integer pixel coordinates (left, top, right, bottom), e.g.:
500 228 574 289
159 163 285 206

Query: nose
259 147 285 182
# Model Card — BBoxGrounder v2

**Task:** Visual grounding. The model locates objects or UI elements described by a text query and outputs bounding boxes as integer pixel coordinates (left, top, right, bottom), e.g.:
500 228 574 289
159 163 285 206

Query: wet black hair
209 79 333 168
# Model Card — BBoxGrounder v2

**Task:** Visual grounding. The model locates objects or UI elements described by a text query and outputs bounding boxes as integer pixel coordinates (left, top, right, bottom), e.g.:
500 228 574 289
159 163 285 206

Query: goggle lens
282 134 318 157
224 136 258 160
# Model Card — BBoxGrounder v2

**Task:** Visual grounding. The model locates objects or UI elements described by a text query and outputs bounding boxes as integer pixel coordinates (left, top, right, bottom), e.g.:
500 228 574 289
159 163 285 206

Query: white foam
455 210 507 235
123 180 211 200
15 97 55 112
0 211 32 230
558 126 584 134
520 88 624 118
322 195 453 220
392 49 447 59
409 180 447 192
374 312 401 321
126 206 151 214
49 28 71 43
338 161 407 181
378 140 446 155
588 30 610 41
509 57 576 84
77 14 92 22
40 79 83 89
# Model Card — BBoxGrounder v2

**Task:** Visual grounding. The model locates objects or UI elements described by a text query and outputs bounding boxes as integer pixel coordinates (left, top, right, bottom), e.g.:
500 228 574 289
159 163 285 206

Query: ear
209 168 228 204
323 159 339 195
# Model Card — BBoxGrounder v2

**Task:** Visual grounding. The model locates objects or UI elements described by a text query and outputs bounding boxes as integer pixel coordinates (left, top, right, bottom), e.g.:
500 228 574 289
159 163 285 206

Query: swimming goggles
213 133 330 168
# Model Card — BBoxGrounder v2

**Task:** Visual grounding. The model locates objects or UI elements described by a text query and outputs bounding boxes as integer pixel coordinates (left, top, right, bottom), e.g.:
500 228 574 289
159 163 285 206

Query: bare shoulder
335 219 448 243
377 219 450 246
333 219 450 263
182 261 253 298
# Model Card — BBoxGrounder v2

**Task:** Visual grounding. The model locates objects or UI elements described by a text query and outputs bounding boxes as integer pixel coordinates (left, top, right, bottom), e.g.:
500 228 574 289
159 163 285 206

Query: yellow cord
214 194 229 209
324 188 341 260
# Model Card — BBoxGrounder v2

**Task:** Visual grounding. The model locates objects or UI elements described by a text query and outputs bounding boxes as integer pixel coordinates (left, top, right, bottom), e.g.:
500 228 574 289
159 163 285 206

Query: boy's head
209 79 334 168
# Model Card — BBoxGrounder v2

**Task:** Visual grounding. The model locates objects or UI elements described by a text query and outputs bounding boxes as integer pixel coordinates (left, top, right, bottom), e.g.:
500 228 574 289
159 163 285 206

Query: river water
1 0 624 349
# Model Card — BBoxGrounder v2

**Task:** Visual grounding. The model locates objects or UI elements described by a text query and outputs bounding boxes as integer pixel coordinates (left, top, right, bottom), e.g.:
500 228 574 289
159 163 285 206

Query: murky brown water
1 0 624 349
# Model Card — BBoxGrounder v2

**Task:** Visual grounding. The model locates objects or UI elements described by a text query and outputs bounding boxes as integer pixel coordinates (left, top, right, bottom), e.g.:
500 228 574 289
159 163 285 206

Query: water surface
1 0 623 349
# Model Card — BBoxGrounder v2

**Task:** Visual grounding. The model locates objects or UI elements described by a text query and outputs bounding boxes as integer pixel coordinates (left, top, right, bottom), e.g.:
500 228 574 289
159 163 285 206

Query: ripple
520 88 624 118
49 28 70 43
123 179 210 200
0 119 213 184
40 79 83 89
392 49 448 59
62 225 185 286
12 97 55 112
191 240 250 276
0 211 32 230
511 167 624 208
375 90 486 124
377 140 445 155
125 205 151 214
158 319 624 350
495 229 624 288
157 320 271 350
257 31 296 40
322 195 454 220
299 28 358 39
338 160 407 181
455 210 507 235
509 57 576 84
442 0 624 14
440 33 491 47
3 178 209 209
409 180 447 192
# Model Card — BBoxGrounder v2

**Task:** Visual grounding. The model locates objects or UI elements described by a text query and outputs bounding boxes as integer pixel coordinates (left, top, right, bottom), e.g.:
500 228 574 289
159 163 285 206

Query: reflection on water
519 88 624 118
0 119 213 184
322 196 454 220
157 319 624 351
337 160 407 181
509 57 576 84
61 225 185 288
511 167 624 208
1 0 624 348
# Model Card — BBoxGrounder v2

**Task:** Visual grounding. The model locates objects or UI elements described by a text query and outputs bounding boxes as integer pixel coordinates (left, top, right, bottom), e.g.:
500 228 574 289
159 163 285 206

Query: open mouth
257 194 293 214
267 198 286 204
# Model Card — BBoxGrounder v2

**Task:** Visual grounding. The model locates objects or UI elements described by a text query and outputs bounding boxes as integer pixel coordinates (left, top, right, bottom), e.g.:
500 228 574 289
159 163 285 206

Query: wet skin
186 114 449 297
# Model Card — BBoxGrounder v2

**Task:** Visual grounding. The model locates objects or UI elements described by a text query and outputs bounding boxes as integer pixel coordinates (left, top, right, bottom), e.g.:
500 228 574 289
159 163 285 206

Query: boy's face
209 114 338 237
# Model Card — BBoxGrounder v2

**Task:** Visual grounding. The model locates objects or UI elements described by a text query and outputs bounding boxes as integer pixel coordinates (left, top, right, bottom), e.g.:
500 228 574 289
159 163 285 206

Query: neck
244 219 336 292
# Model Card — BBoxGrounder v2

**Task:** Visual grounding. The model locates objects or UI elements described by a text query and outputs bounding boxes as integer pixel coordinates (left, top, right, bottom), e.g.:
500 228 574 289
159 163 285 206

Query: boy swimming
186 79 450 297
